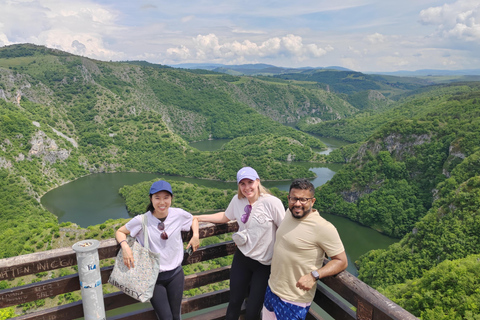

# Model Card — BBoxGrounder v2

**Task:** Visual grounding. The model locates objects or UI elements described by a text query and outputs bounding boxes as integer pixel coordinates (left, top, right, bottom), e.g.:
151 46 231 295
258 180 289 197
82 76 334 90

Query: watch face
311 270 320 280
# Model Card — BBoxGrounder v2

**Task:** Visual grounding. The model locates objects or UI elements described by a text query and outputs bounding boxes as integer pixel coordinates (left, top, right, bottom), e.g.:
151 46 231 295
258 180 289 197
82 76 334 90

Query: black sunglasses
158 221 168 240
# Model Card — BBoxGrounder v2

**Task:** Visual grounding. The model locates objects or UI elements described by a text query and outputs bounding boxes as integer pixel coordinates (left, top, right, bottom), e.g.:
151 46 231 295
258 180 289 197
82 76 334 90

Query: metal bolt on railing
72 239 106 320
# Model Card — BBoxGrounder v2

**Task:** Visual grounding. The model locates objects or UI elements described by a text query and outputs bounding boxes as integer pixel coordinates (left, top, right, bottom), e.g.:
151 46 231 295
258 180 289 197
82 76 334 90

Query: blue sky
1 0 479 72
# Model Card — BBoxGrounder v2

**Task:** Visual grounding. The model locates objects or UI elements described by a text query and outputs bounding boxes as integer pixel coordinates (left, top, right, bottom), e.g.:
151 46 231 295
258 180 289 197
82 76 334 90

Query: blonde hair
237 180 271 199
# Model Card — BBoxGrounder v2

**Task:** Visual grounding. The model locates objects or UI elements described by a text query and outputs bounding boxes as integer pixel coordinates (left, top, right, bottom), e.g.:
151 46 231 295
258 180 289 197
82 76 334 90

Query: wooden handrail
0 222 417 320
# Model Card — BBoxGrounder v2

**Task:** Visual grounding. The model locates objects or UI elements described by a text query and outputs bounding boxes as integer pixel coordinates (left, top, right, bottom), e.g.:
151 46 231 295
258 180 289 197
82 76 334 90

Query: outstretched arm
196 211 230 224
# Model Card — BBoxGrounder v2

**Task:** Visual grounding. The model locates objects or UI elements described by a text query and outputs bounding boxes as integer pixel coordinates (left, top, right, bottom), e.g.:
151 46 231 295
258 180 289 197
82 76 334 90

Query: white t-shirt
126 209 192 272
225 194 285 265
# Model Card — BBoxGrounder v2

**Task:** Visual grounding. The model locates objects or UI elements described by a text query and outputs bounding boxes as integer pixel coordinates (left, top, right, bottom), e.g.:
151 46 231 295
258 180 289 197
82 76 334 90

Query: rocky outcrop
28 131 70 164
340 180 384 203
0 157 13 169
355 133 433 162
368 90 387 101
50 127 78 148
448 145 466 159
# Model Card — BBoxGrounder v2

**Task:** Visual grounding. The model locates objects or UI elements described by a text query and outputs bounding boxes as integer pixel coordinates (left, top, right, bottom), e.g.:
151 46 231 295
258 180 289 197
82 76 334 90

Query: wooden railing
0 222 418 320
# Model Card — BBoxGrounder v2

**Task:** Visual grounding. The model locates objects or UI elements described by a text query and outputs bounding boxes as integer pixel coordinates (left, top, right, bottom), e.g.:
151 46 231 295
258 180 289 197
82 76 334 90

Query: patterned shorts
263 286 311 320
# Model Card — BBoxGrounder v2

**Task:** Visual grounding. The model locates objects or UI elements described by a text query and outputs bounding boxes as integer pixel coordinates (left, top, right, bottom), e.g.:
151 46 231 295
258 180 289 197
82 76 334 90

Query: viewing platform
0 221 418 320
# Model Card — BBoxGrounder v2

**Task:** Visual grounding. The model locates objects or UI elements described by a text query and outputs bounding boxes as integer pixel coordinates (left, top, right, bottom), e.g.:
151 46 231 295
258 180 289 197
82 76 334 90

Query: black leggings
226 249 271 320
150 266 185 320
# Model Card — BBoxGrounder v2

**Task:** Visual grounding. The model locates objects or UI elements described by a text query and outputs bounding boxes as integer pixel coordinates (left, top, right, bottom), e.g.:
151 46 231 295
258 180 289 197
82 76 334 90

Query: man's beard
290 205 312 219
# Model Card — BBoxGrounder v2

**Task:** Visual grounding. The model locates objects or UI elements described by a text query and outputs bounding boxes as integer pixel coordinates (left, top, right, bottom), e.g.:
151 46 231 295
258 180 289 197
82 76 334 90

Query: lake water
41 137 344 227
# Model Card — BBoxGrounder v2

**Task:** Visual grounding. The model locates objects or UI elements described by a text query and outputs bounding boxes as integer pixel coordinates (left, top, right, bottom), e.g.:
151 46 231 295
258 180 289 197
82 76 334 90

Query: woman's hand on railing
188 217 200 252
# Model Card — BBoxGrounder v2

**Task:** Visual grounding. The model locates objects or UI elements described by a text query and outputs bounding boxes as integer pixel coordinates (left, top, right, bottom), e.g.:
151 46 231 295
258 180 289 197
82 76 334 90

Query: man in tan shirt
262 178 348 320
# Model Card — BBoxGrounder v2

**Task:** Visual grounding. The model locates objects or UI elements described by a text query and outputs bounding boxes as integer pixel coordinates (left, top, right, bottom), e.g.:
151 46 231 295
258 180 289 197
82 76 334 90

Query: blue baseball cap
236 167 260 184
149 180 173 196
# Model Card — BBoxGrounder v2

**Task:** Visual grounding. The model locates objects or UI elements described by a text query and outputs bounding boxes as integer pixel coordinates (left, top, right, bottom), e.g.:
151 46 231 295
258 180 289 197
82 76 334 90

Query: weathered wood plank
182 221 239 242
184 265 231 290
11 279 231 320
182 241 236 264
0 248 77 281
13 300 84 320
0 223 236 280
102 266 232 312
313 282 355 320
1 262 231 308
108 289 231 320
0 273 80 308
306 308 326 320
181 288 230 314
183 306 229 320
107 307 158 320
320 260 418 320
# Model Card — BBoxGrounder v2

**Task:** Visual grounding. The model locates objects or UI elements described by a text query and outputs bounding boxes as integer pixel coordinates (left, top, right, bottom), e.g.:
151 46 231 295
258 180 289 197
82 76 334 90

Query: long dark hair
146 195 155 213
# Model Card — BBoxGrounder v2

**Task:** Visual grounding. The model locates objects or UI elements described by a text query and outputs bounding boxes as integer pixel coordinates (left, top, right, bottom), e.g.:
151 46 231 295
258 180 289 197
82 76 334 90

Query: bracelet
118 239 127 246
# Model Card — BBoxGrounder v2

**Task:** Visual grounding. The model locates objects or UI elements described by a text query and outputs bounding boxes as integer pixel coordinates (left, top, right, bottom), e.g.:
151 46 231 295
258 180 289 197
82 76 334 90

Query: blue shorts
263 286 311 320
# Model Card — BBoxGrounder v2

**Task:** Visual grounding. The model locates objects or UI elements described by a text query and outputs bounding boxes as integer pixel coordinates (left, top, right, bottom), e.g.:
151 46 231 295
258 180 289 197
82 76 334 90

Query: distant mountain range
369 69 480 77
169 63 352 76
169 62 480 77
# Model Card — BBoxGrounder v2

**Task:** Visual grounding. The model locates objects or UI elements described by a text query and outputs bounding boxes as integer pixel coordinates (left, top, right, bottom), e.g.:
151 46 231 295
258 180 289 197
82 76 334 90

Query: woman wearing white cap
196 167 285 320
115 180 200 320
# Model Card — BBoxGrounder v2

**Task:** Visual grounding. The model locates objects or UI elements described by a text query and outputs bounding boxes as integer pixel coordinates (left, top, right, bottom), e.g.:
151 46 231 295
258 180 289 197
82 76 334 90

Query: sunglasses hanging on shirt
241 204 252 223
157 221 168 240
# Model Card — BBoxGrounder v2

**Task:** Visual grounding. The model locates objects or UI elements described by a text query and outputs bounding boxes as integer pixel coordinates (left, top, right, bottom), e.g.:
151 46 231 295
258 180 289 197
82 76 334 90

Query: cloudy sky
1 0 479 72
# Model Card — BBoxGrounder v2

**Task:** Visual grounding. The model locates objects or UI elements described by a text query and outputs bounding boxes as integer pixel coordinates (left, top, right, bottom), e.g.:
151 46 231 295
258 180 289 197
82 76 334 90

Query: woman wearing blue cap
196 167 285 320
115 180 200 320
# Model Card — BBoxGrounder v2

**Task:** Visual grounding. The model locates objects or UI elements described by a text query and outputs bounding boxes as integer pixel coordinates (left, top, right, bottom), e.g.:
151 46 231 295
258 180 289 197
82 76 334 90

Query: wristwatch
311 270 320 281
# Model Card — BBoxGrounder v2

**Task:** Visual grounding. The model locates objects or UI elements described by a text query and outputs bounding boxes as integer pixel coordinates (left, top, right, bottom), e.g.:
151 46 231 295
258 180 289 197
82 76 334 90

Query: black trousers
150 266 184 320
226 249 271 320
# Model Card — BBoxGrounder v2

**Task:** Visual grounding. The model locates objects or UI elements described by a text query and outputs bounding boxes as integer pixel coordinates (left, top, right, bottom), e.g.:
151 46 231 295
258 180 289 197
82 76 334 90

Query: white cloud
175 33 332 63
366 32 386 44
166 45 191 59
1 0 479 72
0 0 124 60
419 0 480 43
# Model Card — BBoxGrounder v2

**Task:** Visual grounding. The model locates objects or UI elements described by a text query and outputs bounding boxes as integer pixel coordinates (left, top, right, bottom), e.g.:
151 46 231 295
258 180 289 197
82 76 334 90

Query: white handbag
108 214 160 302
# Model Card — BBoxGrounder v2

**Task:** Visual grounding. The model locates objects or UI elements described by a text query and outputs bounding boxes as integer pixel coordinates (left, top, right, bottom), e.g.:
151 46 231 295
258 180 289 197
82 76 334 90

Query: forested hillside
313 82 480 319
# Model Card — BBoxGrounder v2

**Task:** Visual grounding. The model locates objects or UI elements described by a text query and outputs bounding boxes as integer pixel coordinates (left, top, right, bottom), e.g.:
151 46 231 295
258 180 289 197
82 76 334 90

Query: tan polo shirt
268 209 344 303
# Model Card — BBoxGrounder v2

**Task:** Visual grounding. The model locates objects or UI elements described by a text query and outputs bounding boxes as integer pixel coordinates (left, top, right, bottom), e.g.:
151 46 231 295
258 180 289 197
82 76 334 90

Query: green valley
2 43 480 319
